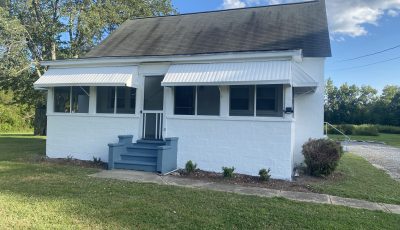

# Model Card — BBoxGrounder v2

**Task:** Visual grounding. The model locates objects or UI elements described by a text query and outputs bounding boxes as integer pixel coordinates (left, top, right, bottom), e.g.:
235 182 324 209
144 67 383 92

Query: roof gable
84 0 331 58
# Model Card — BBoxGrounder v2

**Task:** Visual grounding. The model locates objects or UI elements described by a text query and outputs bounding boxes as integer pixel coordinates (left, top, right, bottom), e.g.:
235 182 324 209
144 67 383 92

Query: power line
336 44 400 62
331 55 400 72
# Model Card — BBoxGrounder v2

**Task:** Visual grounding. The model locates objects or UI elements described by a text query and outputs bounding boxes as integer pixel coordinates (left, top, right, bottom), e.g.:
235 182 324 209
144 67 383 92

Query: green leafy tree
325 80 399 126
0 1 176 134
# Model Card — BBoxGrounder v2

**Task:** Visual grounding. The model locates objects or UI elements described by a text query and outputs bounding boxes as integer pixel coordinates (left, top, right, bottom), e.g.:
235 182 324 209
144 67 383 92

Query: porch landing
90 170 400 215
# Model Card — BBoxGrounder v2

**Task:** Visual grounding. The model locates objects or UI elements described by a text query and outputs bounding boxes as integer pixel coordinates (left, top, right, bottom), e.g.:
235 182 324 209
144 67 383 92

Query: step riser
114 163 157 172
120 155 157 162
126 148 158 155
136 140 166 145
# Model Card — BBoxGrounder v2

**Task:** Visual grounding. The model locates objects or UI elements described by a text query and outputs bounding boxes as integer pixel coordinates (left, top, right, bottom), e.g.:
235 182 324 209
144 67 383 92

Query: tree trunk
33 105 47 136
51 41 56 60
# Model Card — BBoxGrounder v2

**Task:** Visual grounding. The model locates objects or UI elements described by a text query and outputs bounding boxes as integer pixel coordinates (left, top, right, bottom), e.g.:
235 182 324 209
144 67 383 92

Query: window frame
229 84 283 117
96 86 136 115
173 86 221 116
53 86 90 114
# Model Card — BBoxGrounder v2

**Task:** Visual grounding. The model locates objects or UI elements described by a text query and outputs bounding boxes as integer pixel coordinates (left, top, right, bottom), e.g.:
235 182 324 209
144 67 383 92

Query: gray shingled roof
84 0 331 58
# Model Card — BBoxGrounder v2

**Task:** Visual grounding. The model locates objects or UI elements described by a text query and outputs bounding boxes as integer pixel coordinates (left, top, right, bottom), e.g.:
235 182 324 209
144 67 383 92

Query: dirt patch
172 169 344 193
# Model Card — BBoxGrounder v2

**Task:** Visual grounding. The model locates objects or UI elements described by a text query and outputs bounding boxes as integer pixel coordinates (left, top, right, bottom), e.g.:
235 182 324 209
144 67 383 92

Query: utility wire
336 44 400 62
331 55 400 71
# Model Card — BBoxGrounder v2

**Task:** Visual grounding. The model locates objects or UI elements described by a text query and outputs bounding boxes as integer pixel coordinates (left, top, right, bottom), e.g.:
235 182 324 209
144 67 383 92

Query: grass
311 154 400 204
0 134 399 229
329 133 400 148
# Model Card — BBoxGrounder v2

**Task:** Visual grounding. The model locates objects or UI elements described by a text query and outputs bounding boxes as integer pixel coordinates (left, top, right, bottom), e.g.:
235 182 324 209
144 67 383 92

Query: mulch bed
28 154 107 169
171 169 345 193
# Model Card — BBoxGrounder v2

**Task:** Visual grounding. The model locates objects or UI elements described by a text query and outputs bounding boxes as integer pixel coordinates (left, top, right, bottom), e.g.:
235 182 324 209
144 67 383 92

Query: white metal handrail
324 122 351 142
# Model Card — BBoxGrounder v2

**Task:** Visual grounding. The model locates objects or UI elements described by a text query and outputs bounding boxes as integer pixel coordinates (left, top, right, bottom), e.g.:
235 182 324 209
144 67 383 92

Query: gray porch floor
90 170 400 215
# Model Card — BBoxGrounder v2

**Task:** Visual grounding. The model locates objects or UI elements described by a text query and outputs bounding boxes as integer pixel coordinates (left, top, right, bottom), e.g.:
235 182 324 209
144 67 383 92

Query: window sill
166 115 294 122
47 113 140 118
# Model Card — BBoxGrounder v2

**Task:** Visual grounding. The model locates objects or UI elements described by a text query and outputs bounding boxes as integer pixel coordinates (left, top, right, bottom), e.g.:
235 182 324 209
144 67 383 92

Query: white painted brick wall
166 117 294 180
46 115 140 161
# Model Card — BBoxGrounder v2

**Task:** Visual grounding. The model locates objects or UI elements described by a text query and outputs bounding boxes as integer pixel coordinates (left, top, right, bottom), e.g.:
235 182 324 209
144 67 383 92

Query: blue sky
172 0 400 91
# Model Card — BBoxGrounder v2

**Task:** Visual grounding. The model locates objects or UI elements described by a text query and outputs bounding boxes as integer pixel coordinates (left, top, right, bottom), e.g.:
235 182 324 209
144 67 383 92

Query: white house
34 1 331 180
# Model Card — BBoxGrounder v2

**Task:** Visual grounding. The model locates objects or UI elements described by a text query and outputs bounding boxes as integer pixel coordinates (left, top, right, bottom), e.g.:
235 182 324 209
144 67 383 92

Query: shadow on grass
0 134 36 137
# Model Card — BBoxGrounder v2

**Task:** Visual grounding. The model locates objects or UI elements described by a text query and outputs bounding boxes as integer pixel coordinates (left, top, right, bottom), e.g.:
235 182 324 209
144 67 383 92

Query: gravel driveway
345 142 400 182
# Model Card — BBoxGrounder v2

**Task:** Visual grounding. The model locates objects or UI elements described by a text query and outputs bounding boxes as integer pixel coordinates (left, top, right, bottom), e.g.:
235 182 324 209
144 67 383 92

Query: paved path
345 142 400 182
90 170 400 215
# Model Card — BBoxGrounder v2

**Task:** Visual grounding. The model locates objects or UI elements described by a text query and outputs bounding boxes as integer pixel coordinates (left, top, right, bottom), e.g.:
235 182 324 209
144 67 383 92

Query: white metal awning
161 61 317 87
33 66 139 89
291 63 318 87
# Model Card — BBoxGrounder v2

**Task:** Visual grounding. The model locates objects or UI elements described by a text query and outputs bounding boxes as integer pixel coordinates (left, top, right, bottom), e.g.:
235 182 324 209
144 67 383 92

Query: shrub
93 157 102 165
336 124 354 135
222 166 235 178
302 139 343 176
0 104 32 132
185 160 197 174
328 124 379 136
376 125 400 134
259 168 271 181
353 124 379 136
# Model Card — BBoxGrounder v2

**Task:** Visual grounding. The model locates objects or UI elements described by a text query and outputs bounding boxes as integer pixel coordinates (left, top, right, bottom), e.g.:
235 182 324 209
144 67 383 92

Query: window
54 86 89 113
96 86 136 114
197 86 220 115
71 87 90 113
256 85 282 116
229 86 254 116
229 85 283 117
174 86 220 116
54 87 71 113
174 86 195 115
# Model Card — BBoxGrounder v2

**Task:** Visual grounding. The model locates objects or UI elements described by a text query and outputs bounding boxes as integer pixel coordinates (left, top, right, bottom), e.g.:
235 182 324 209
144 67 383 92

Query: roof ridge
130 1 319 21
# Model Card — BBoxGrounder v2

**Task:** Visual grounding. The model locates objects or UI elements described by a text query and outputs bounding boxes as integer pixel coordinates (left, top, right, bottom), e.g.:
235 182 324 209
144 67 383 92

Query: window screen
54 87 71 113
71 87 90 113
256 85 283 117
174 86 195 115
96 86 115 113
116 87 136 114
97 86 136 114
197 86 220 115
229 85 254 116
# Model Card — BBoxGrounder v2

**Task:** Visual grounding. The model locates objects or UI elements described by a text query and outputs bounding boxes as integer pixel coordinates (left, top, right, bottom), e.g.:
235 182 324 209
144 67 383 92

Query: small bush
302 139 343 176
66 155 74 162
222 166 235 178
185 160 197 174
93 157 102 165
336 124 354 135
353 124 379 136
328 124 379 136
376 125 400 134
259 168 271 181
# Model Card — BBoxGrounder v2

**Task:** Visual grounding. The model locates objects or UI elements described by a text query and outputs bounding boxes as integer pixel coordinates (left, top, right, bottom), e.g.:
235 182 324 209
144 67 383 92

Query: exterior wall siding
166 117 294 180
293 58 325 164
46 115 140 161
43 57 325 180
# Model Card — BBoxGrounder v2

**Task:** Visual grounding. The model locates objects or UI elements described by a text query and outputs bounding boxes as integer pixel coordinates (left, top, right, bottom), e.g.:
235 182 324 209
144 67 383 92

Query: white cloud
327 0 400 37
388 9 399 17
221 0 400 38
221 0 246 9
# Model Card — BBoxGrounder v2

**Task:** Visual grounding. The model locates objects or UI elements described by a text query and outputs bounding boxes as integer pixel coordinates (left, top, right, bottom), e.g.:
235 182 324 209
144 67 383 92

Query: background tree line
0 0 176 134
325 79 400 126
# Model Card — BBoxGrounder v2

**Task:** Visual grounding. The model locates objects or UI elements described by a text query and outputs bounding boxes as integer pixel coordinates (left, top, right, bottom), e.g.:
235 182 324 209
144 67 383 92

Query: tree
324 80 399 126
0 0 176 135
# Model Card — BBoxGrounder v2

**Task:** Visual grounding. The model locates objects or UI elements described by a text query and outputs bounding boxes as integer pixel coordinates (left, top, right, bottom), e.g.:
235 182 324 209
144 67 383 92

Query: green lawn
0 134 399 229
329 133 400 148
310 154 400 204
